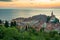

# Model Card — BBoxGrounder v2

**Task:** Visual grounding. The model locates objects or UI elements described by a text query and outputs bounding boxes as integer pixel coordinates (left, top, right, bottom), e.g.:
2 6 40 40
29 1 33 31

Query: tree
10 22 14 27
40 27 44 32
13 21 17 26
25 25 28 31
47 16 51 23
10 21 17 27
47 16 59 23
0 20 2 24
49 31 58 38
4 21 9 27
0 26 6 39
2 27 19 40
55 18 59 23
51 18 59 23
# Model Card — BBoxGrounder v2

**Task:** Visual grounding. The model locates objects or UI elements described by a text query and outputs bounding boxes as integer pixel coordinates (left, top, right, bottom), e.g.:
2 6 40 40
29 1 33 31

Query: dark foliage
4 21 9 27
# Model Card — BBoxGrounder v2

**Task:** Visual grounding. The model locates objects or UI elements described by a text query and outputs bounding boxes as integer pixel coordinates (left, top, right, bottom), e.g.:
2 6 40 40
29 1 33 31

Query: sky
0 0 60 8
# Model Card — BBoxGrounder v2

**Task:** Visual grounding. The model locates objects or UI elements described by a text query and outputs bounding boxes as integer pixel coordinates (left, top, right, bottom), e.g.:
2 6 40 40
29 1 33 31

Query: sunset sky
0 0 60 8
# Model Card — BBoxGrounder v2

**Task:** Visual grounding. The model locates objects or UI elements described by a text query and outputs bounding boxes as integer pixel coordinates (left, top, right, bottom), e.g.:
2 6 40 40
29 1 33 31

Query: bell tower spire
51 11 53 16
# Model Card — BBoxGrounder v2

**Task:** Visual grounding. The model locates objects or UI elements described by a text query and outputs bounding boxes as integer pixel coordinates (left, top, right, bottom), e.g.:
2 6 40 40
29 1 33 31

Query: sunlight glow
13 0 57 2
0 0 60 8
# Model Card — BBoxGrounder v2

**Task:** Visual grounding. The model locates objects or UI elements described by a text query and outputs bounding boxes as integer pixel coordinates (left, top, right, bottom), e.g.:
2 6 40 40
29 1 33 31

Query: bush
0 26 60 40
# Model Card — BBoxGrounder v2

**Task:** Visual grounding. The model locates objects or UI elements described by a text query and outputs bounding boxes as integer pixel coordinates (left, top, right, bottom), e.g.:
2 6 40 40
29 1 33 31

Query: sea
0 8 60 21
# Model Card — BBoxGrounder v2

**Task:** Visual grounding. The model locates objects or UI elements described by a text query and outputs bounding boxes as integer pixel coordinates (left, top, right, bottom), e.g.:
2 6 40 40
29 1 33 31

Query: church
49 11 59 23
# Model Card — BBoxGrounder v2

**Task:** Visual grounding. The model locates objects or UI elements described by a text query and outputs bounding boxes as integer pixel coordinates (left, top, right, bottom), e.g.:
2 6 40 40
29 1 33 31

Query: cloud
0 0 11 2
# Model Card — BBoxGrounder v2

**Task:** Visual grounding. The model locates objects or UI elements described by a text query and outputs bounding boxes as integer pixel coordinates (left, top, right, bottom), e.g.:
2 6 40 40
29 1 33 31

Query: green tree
0 20 2 24
25 25 28 31
40 27 44 32
51 18 59 23
10 21 17 27
47 16 51 23
10 22 14 27
55 18 59 23
4 21 9 27
49 31 58 38
3 27 19 40
0 26 5 39
13 21 17 26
